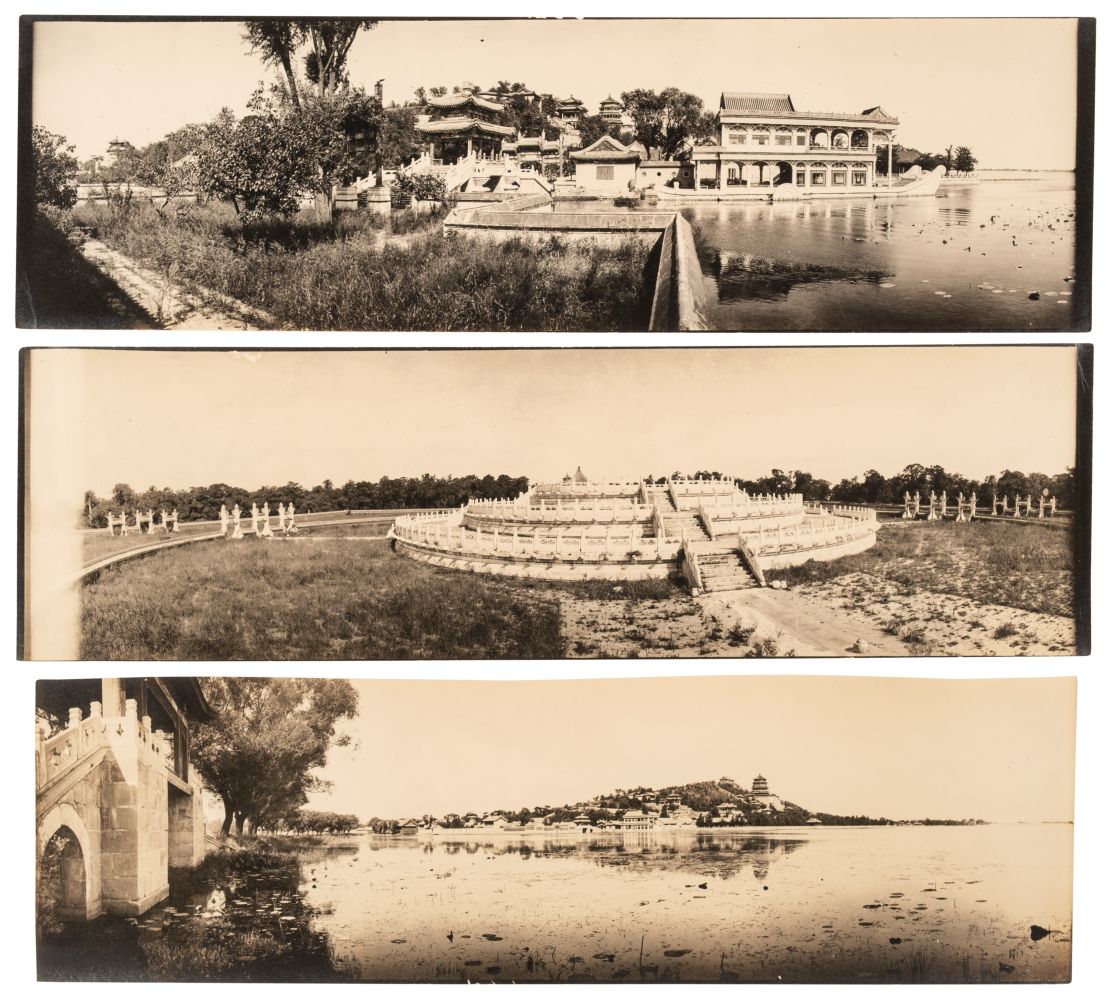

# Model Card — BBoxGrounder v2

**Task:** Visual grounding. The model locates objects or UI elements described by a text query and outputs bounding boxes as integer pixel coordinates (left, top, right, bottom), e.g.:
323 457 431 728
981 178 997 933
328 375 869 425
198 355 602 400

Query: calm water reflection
683 176 1078 331
301 825 1072 983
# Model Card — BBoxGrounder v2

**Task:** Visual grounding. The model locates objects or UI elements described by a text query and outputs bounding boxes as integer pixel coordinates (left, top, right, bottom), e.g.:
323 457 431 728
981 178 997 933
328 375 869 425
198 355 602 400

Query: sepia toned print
35 675 1076 983
18 17 1091 331
20 346 1088 660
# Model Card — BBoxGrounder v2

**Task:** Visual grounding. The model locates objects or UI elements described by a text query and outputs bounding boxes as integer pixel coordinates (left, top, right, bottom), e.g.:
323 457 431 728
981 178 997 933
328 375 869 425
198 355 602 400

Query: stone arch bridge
36 678 212 920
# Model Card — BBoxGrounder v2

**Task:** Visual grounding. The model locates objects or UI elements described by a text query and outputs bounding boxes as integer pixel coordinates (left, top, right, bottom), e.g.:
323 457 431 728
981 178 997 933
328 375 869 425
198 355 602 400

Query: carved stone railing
36 697 181 795
392 510 680 563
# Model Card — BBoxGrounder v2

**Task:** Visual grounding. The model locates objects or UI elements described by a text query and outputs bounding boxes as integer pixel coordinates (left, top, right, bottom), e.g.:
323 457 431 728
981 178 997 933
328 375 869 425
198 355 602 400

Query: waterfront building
569 135 643 192
620 809 656 831
414 92 515 164
687 92 898 192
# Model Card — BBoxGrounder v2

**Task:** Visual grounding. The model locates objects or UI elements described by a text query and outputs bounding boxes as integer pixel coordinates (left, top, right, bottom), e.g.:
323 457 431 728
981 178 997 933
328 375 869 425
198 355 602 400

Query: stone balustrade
741 512 876 556
393 511 679 562
468 498 655 524
696 492 806 517
35 697 178 792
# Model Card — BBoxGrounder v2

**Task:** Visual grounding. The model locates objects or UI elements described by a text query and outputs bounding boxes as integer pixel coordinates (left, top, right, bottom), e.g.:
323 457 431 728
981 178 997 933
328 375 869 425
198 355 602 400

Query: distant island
364 774 986 835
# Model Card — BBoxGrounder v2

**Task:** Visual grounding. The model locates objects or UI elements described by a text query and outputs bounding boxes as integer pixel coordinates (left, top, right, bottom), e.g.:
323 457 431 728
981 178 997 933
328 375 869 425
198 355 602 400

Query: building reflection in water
425 832 808 882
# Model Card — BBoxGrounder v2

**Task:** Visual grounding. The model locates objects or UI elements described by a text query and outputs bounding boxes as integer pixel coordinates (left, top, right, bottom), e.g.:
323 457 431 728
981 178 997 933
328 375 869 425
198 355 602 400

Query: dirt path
701 574 1075 657
699 588 907 657
78 238 272 330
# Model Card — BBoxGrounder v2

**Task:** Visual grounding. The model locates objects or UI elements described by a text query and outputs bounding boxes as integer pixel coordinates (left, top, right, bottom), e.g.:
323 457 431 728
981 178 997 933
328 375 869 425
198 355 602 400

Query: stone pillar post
100 679 125 717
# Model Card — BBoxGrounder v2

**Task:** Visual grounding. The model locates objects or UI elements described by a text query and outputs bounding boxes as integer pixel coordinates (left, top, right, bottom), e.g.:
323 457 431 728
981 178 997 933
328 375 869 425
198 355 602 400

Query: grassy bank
66 200 653 330
764 520 1075 618
81 537 561 659
38 845 350 982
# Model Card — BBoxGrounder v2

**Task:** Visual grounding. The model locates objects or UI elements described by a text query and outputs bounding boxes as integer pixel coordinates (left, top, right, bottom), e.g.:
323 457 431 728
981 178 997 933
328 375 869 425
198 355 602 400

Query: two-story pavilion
689 92 898 192
415 92 516 164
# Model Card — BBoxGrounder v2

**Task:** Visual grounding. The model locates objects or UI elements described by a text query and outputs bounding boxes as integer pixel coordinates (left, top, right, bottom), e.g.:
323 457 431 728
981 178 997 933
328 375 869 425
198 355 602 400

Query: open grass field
61 202 653 331
79 520 1080 659
765 520 1076 618
81 538 561 660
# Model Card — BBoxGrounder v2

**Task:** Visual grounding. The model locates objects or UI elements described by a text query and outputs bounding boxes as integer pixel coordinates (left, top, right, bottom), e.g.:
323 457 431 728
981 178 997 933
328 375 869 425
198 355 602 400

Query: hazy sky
30 348 1078 498
306 676 1076 823
30 18 1078 169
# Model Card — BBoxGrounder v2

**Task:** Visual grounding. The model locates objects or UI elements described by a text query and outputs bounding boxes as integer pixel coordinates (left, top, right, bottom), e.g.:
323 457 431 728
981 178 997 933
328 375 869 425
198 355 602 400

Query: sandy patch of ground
556 568 1075 659
781 572 1075 656
558 591 752 658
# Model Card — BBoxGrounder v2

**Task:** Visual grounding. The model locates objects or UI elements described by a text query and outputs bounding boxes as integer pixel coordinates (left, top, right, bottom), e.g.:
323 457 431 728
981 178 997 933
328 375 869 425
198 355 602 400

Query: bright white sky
307 676 1076 823
30 17 1078 169
31 348 1078 498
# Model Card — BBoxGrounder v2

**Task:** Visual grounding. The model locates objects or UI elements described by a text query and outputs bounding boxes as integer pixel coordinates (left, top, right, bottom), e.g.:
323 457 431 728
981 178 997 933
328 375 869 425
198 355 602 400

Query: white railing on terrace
392 511 679 562
467 498 655 523
531 481 644 498
689 492 805 516
35 697 178 793
739 512 875 556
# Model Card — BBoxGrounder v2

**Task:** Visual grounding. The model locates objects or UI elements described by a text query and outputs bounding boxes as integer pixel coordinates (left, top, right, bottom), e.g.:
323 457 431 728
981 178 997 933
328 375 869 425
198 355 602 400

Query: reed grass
68 200 653 331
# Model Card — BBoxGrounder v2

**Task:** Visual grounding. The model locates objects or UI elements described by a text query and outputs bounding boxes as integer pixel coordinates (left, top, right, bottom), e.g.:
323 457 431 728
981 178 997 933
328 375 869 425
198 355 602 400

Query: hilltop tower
752 774 770 796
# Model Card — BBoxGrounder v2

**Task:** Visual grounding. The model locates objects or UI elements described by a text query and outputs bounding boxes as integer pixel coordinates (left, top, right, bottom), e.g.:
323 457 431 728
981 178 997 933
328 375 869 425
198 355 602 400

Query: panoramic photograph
20 346 1089 660
35 674 1076 983
17 16 1091 331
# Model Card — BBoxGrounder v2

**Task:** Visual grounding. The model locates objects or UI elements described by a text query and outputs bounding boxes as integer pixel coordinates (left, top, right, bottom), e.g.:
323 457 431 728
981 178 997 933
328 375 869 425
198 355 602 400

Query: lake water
683 175 1079 331
300 825 1072 983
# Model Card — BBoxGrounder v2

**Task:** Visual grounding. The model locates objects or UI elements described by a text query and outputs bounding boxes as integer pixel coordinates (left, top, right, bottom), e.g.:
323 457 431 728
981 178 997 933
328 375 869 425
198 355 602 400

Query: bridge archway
37 804 97 922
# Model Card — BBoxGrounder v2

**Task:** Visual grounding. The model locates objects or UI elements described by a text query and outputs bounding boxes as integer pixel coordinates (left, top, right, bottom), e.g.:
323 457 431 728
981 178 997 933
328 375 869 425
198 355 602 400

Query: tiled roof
427 92 505 113
570 136 641 162
415 117 516 137
721 92 795 113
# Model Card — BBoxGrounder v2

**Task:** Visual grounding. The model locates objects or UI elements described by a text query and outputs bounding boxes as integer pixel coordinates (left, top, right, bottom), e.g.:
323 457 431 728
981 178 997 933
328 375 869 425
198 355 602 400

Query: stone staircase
664 511 709 540
695 551 758 592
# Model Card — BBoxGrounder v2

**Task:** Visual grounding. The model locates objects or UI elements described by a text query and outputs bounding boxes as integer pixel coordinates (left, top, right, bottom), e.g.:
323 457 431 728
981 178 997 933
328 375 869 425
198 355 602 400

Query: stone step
701 577 758 593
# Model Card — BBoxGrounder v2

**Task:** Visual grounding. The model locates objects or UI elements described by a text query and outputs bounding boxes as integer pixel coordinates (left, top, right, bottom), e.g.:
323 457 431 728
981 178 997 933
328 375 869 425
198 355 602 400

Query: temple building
752 774 770 796
555 95 587 126
569 135 644 192
499 132 564 173
415 92 515 164
687 92 898 191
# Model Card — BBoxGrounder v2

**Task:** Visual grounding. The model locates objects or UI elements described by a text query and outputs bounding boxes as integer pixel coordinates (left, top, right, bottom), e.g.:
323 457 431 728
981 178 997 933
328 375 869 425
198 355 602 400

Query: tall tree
31 126 79 209
620 88 709 160
243 20 307 110
192 678 358 837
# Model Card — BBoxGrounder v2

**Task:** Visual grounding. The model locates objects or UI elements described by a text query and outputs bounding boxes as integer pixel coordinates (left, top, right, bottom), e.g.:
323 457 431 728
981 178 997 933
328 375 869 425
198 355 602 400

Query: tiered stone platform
389 477 877 592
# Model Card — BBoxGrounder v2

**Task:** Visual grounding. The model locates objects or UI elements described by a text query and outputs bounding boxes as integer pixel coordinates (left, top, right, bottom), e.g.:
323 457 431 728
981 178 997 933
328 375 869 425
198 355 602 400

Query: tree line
80 473 530 527
649 465 1075 508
